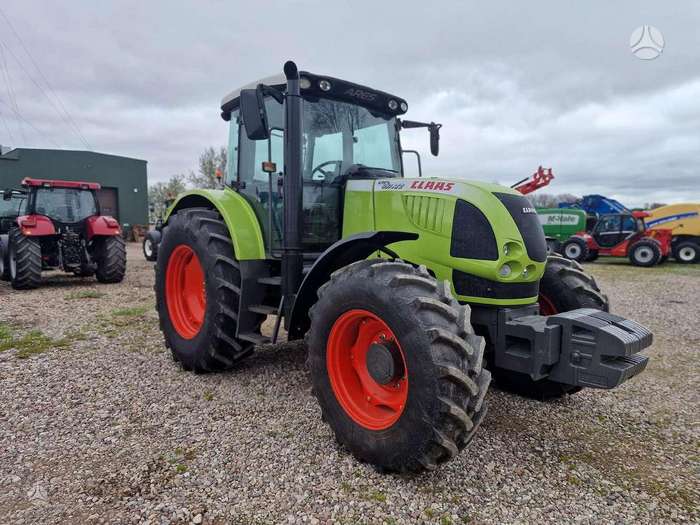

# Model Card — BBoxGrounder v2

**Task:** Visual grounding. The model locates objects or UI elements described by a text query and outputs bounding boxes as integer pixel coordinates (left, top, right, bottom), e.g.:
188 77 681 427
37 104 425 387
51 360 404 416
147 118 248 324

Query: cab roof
220 70 408 121
22 178 101 190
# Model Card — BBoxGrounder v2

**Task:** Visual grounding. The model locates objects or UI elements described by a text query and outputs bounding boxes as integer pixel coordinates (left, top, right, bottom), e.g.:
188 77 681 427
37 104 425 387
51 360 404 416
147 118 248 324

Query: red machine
512 166 554 195
0 177 126 289
562 210 672 267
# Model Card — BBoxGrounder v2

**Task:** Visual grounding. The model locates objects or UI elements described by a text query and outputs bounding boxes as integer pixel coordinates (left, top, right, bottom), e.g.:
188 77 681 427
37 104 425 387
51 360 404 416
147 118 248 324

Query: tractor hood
343 177 547 306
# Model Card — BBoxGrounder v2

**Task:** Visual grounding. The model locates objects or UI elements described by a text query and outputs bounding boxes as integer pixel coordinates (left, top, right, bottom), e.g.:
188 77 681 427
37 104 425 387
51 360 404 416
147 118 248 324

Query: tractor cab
591 212 643 248
0 189 27 235
221 71 438 255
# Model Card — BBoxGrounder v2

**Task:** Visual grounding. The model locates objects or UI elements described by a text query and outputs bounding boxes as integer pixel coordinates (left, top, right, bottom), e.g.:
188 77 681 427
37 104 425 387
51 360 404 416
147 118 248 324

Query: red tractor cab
1 178 126 289
562 211 672 267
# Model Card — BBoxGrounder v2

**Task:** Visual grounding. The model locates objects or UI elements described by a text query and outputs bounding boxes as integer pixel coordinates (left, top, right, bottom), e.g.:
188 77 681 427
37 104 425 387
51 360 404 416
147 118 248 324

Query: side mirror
429 123 442 157
2 189 12 201
240 86 270 141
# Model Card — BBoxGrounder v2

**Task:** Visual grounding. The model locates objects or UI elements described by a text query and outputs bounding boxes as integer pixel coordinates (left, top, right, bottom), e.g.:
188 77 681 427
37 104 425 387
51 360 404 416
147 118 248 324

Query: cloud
0 1 698 207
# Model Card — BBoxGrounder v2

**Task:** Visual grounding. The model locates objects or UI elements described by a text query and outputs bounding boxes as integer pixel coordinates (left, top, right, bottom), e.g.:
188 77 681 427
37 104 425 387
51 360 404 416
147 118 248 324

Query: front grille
450 199 498 260
494 192 547 262
453 269 539 299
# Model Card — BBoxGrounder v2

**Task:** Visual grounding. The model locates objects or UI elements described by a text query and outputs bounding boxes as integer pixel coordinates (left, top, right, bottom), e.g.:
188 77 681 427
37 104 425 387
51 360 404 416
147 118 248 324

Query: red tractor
562 211 672 267
0 178 126 289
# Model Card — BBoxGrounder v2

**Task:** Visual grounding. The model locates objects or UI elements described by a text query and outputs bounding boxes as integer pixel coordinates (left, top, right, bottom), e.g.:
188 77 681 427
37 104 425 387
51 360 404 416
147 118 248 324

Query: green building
0 147 148 227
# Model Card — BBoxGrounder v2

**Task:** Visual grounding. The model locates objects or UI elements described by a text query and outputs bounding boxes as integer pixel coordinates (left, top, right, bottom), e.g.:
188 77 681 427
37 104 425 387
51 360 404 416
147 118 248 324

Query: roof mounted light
318 79 332 92
388 99 398 111
299 76 311 89
400 102 408 112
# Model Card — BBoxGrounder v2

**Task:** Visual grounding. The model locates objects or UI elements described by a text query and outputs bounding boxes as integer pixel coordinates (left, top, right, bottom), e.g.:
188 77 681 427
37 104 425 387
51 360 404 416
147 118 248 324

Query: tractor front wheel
8 228 42 290
143 233 159 262
155 208 260 372
492 256 609 400
95 236 127 283
307 260 490 473
562 237 589 263
628 239 661 267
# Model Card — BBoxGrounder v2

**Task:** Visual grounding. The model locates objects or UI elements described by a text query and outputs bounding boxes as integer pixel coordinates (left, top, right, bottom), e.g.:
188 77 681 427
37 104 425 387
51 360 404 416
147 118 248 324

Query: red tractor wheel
307 260 489 473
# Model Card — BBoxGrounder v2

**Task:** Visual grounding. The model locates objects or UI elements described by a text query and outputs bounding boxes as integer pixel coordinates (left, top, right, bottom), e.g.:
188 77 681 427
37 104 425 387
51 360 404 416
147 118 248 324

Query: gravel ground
0 245 698 524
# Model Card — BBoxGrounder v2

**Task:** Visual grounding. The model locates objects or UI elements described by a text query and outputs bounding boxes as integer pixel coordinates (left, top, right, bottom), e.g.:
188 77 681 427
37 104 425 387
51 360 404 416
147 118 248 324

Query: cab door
592 215 624 247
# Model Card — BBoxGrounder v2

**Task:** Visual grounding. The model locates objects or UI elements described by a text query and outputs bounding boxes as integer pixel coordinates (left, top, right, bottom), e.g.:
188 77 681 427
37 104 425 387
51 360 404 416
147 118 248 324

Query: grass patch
65 290 106 300
0 323 87 358
112 305 150 317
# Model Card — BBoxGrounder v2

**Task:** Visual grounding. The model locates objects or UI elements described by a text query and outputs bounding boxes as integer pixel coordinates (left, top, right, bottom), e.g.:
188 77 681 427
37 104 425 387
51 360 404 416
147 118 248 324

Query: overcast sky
0 1 698 206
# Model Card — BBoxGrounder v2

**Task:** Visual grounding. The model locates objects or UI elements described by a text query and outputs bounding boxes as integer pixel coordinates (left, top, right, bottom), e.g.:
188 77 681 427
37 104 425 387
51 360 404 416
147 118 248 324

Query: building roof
0 147 147 164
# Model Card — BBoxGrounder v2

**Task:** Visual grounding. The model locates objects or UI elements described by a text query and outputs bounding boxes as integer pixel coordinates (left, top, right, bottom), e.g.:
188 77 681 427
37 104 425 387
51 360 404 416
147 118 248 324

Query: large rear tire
95 236 126 283
491 256 609 400
307 260 490 473
155 208 260 372
672 241 699 264
8 228 42 290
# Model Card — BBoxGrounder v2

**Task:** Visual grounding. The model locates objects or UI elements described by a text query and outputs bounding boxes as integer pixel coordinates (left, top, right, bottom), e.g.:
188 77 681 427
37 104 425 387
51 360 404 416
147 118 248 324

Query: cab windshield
33 187 98 223
0 195 25 218
303 98 401 181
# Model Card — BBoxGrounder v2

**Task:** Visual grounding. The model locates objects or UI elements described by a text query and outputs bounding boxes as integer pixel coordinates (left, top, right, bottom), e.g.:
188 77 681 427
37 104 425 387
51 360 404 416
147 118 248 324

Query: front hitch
490 306 652 389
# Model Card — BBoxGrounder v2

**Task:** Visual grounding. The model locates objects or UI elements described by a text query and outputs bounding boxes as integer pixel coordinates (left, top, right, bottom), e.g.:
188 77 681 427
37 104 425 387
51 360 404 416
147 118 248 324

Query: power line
0 41 26 143
0 7 91 150
0 97 62 149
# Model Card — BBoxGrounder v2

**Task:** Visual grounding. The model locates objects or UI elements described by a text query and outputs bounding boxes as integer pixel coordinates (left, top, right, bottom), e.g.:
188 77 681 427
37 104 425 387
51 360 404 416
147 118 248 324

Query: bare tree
188 147 227 189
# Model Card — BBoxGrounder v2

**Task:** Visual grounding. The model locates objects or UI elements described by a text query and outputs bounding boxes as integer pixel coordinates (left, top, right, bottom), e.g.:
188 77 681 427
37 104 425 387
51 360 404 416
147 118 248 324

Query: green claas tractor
155 61 653 473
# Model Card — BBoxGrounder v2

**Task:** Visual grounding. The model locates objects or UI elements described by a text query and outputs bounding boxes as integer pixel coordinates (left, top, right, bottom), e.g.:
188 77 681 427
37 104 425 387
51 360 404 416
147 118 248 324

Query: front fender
166 188 265 260
287 231 418 340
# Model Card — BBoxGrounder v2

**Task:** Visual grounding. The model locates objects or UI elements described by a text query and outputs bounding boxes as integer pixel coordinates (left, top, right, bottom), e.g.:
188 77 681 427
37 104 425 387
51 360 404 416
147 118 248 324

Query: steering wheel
311 160 342 182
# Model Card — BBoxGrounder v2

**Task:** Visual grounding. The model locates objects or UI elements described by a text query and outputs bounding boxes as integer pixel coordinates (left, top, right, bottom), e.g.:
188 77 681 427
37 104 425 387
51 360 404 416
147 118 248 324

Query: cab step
248 304 278 316
238 332 271 346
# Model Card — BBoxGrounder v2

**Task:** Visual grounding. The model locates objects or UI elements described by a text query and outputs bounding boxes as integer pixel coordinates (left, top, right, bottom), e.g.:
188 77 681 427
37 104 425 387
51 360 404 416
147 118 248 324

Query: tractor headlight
499 264 512 277
300 76 311 89
400 101 408 112
388 99 398 110
319 79 332 92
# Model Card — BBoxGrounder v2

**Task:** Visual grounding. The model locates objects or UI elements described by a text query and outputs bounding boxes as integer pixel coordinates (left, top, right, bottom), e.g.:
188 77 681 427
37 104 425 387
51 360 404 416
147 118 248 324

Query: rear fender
86 216 121 240
17 215 55 236
166 189 265 260
287 231 419 340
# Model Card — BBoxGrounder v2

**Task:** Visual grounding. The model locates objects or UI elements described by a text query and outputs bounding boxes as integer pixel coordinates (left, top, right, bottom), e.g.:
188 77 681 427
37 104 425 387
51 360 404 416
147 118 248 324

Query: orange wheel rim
166 244 206 339
538 293 558 316
326 309 408 430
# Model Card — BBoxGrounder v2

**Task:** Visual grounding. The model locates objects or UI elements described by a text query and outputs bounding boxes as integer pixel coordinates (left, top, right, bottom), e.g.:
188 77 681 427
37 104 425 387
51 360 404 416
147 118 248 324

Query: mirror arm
258 84 285 104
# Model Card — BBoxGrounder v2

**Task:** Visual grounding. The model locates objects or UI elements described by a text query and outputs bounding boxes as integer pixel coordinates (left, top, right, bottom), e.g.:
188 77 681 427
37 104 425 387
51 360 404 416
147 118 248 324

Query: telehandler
155 61 653 472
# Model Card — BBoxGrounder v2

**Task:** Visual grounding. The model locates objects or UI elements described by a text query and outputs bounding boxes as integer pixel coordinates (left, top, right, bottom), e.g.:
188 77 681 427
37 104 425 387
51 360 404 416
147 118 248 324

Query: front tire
95 236 127 283
8 228 42 290
143 233 159 262
155 208 260 372
307 260 490 473
491 256 609 400
562 237 589 263
628 239 661 267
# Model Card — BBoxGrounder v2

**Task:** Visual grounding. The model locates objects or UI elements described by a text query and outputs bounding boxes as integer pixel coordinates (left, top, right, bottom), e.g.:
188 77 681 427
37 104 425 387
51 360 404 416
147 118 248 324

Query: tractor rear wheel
562 237 589 263
8 228 42 290
492 256 609 400
672 241 699 264
155 208 260 372
307 260 490 473
628 239 661 267
95 236 127 283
